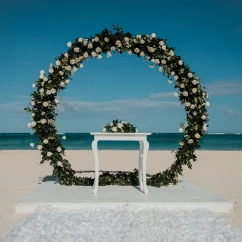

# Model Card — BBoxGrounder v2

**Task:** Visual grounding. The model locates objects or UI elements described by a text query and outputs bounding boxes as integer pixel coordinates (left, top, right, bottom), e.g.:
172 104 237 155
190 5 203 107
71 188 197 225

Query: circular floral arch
25 26 209 187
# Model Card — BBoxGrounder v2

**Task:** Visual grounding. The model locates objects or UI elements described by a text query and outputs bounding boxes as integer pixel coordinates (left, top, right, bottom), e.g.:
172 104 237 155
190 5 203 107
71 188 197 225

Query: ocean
0 133 242 150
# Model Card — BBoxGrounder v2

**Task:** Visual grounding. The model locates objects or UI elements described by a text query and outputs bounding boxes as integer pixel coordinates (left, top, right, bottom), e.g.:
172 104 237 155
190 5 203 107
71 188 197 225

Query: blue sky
0 0 242 133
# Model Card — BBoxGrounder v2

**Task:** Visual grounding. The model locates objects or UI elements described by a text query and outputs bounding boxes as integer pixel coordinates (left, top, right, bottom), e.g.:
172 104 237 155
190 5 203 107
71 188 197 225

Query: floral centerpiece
102 119 138 133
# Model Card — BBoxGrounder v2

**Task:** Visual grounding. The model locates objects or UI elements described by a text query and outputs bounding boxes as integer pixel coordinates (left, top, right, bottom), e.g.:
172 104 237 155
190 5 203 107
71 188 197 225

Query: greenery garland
25 25 209 187
102 119 138 133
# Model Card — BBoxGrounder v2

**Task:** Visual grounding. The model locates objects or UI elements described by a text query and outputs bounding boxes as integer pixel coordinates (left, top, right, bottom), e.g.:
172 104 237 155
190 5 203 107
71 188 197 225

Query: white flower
31 121 36 127
59 71 64 76
186 102 191 107
65 80 70 85
140 39 145 44
168 80 172 84
203 125 207 131
41 112 45 115
98 55 102 59
192 80 198 85
39 74 44 79
46 90 51 95
180 84 185 88
91 51 97 57
159 66 163 72
195 133 200 139
94 36 99 42
136 34 141 39
95 47 101 52
78 38 83 42
110 122 114 126
57 147 62 152
183 91 188 97
79 64 84 68
174 75 179 81
178 60 183 65
151 33 156 38
67 42 72 47
57 161 62 166
39 88 44 93
60 82 65 87
43 102 48 107
115 40 122 46
110 46 116 51
40 70 45 75
30 143 34 148
174 92 179 97
74 47 80 53
31 101 35 106
179 128 183 132
140 52 145 56
102 127 106 132
43 139 48 144
52 88 57 94
193 111 197 116
49 68 54 74
64 53 68 57
192 88 197 93
54 98 59 104
83 52 89 58
88 43 93 49
171 71 175 76
206 101 210 106
169 50 174 56
190 104 195 109
179 141 184 146
155 59 160 64
62 136 66 140
40 119 46 124
124 37 129 42
112 127 117 132
188 139 193 144
134 48 140 53
161 60 166 65
37 145 42 150
148 47 155 53
28 122 32 128
117 123 123 128
31 113 35 117
47 152 52 157
159 41 164 46
32 84 36 88
128 50 132 55
162 45 166 50
188 73 193 78
201 115 206 120
104 37 109 42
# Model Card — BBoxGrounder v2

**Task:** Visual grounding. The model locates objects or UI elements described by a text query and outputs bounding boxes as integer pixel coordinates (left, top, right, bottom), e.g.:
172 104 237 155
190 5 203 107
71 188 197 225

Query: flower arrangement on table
102 119 138 133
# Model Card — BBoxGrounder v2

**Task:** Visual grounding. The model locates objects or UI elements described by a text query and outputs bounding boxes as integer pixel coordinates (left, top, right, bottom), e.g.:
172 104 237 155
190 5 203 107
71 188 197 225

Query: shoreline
1 150 242 238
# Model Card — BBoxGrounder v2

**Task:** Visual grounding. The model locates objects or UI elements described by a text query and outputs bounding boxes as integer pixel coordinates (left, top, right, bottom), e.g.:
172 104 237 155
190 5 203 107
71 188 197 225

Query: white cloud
0 103 25 114
206 81 242 96
225 108 242 118
148 92 174 100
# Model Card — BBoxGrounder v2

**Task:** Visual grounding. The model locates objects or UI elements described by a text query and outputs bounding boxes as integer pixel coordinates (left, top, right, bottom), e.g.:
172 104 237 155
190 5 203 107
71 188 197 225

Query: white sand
0 150 242 238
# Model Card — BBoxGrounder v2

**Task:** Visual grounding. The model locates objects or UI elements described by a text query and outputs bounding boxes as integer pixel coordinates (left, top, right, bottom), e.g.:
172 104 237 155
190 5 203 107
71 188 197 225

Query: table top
90 132 152 136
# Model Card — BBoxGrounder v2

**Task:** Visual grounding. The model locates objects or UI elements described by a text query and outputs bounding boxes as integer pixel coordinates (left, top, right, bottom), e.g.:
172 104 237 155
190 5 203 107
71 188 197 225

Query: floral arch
25 26 209 187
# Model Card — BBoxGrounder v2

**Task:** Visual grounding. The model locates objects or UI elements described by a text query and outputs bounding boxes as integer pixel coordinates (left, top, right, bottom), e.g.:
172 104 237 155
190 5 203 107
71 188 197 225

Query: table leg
141 140 149 194
92 140 99 194
138 141 144 191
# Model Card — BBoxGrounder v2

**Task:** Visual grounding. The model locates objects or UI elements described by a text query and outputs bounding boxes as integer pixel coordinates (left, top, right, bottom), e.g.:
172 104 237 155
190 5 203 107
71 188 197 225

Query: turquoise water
0 133 242 150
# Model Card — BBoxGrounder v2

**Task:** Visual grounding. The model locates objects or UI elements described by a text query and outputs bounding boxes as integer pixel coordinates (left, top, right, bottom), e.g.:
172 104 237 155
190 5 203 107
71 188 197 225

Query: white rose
98 55 102 59
159 41 164 46
40 119 46 124
64 53 68 57
41 112 45 115
117 123 123 128
43 139 48 144
32 84 36 88
95 47 101 52
174 92 179 97
115 40 122 46
178 60 183 65
140 39 145 44
168 80 172 84
31 113 35 117
159 66 163 72
67 42 72 47
65 80 70 85
188 73 193 78
78 38 83 42
169 50 174 56
186 102 191 107
148 47 155 53
195 133 200 139
49 68 54 73
110 46 116 51
74 47 80 53
59 71 64 76
47 152 52 157
50 88 56 94
193 111 197 116
124 37 129 42
37 145 42 150
102 127 106 132
30 143 34 148
162 45 166 50
134 48 140 53
201 115 206 120
188 139 193 144
104 37 109 42
56 60 61 66
192 88 197 93
155 59 160 64
179 128 183 132
183 91 188 97
54 98 59 104
180 84 185 88
171 71 175 76
31 121 36 127
79 64 84 68
174 75 179 81
39 74 44 79
31 101 35 106
112 127 117 132
190 104 195 109
206 101 210 106
192 80 198 85
57 147 62 152
203 125 207 131
91 51 97 57
94 36 99 42
140 52 145 56
151 33 156 38
161 60 166 65
136 34 141 39
83 52 89 58
28 122 32 128
46 90 51 95
60 82 65 87
88 43 93 49
39 88 44 93
43 102 48 107
128 50 132 55
57 161 62 166
40 70 45 75
62 136 66 140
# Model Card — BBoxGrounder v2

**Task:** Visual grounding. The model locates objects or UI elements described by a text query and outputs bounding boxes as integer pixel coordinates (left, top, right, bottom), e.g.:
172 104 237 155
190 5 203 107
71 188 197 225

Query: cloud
148 92 174 100
206 81 242 96
233 27 242 33
225 108 242 118
0 102 26 114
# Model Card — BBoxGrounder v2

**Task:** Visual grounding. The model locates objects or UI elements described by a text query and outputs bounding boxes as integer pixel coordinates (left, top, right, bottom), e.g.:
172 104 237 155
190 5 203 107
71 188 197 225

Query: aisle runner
2 204 242 242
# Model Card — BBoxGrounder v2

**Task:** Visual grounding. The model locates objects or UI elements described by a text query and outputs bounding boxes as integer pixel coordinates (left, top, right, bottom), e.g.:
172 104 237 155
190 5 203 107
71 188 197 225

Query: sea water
0 133 242 150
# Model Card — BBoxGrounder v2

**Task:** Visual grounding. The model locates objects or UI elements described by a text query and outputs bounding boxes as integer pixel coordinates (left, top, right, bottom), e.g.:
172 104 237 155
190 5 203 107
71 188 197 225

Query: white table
90 132 151 194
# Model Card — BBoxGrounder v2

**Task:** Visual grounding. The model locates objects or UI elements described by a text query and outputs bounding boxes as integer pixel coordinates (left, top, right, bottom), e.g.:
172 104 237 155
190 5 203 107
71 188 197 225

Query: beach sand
0 150 242 238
